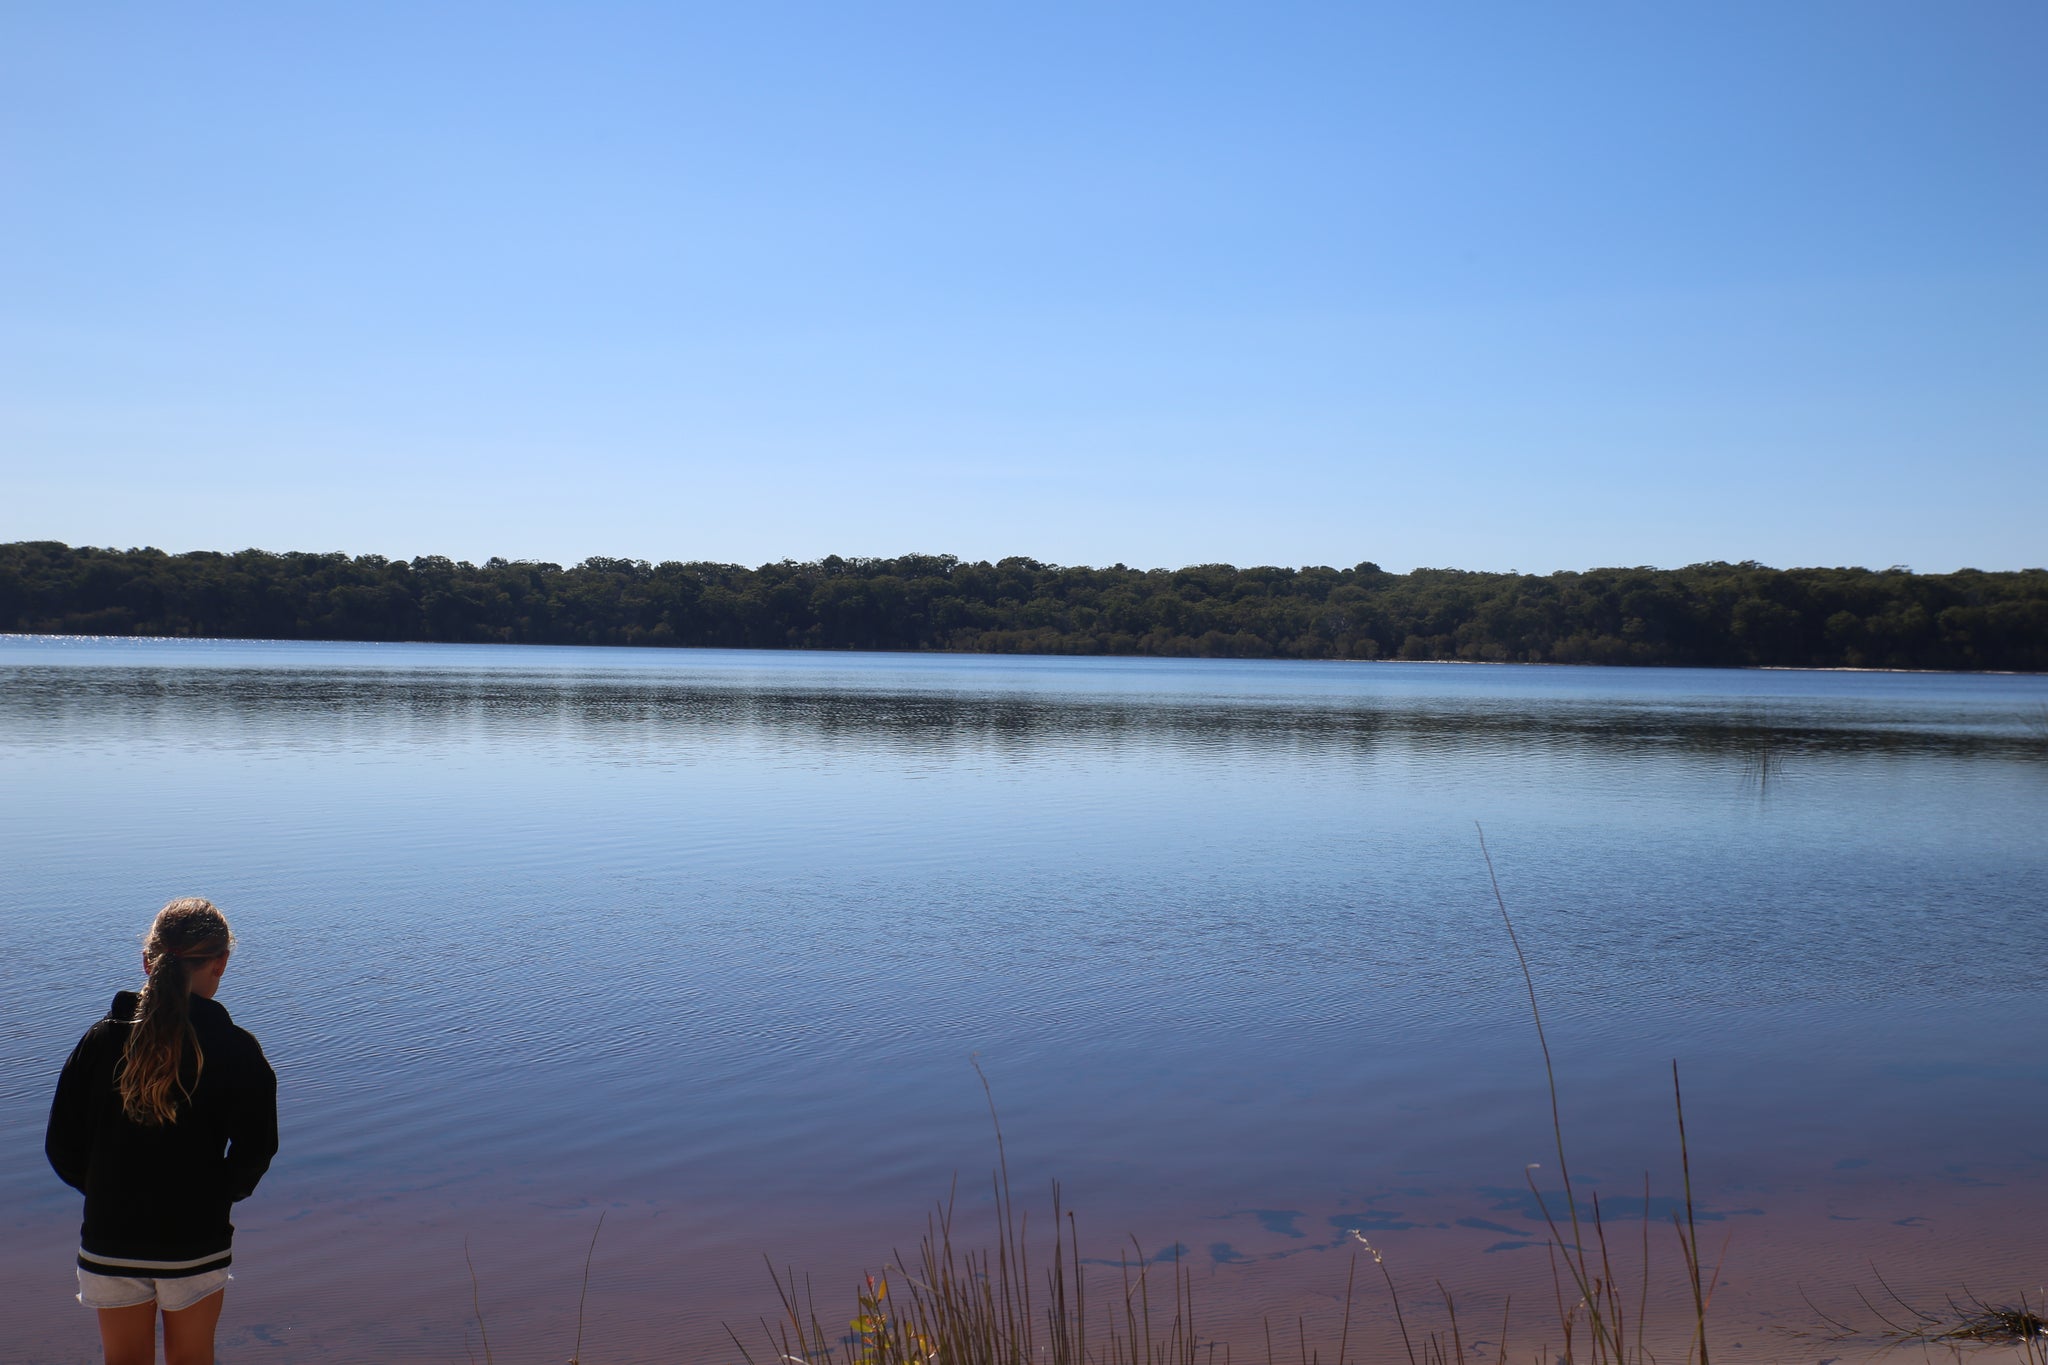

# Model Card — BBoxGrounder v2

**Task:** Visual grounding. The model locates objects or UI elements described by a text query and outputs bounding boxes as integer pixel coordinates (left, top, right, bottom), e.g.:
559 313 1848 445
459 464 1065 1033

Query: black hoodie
46 991 278 1275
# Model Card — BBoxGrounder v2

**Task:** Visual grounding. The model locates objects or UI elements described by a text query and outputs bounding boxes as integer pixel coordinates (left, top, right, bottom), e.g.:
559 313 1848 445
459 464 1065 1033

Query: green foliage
4 542 2044 671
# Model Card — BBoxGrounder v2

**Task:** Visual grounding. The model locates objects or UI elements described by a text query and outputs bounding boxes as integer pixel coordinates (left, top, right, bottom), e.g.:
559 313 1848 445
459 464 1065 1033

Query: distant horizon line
7 631 2040 677
9 538 2043 580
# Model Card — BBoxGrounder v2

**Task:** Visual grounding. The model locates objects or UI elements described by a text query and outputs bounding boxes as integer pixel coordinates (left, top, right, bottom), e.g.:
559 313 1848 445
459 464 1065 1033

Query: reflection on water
13 669 2043 759
1738 737 1785 801
2022 702 2048 746
1 637 2044 1362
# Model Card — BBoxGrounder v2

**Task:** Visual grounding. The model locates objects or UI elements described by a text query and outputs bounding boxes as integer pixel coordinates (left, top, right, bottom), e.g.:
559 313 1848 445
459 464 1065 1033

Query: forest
3 540 2044 672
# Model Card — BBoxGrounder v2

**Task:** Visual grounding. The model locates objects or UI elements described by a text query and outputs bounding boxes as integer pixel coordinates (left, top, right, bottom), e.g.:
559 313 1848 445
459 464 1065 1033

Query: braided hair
117 897 235 1126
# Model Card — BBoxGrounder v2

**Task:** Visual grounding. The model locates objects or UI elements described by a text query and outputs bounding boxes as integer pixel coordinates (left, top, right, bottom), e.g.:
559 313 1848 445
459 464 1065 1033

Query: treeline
3 541 2045 671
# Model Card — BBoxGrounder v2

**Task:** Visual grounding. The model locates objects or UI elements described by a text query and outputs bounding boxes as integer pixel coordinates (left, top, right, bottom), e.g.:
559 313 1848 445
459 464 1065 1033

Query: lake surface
3 636 2045 1363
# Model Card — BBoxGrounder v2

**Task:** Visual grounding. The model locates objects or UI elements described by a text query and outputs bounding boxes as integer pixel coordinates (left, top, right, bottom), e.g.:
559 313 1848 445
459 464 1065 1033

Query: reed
733 1061 1204 1365
1478 825 1720 1365
462 1211 606 1365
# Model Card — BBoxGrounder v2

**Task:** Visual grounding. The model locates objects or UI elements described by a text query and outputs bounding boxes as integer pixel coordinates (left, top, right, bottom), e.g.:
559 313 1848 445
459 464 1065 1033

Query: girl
46 898 279 1365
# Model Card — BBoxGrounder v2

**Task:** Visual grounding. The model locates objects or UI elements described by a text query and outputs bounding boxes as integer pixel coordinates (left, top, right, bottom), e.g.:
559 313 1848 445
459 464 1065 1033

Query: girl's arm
44 1030 102 1192
224 1036 279 1201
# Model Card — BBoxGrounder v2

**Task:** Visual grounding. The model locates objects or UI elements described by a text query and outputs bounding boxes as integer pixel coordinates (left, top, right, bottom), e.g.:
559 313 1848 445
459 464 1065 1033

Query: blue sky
3 2 2042 573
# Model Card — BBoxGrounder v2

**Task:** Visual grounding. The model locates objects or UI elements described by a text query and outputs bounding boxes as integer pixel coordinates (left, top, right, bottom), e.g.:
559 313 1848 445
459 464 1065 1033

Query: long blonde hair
118 898 235 1126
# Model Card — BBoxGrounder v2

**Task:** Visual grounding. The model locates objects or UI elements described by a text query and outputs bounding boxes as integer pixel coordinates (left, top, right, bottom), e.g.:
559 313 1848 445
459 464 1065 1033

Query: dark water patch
1080 1242 1192 1269
1474 1186 1767 1224
1456 1217 1528 1235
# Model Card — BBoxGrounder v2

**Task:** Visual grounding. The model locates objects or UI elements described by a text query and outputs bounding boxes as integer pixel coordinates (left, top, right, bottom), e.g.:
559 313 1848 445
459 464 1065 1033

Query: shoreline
9 543 2045 675
3 630 2044 678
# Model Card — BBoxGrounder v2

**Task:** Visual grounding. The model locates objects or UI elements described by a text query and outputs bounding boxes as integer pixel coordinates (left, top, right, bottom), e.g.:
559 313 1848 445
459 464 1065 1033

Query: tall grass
1478 826 1718 1365
735 1062 1204 1365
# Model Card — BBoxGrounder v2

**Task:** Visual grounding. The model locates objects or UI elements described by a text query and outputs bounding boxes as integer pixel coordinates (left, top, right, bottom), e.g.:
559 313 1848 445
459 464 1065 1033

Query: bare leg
95 1302 156 1365
162 1288 225 1365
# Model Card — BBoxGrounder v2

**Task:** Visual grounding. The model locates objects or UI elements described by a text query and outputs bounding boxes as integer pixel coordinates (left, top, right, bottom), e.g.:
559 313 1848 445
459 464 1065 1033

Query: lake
3 635 2045 1363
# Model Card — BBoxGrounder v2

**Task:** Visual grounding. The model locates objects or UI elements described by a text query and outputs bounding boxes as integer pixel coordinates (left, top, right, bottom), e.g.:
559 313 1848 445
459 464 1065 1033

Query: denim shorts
77 1265 231 1313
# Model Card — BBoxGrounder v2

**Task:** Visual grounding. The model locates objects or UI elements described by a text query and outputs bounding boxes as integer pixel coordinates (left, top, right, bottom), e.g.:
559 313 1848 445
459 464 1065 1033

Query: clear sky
3 3 2043 573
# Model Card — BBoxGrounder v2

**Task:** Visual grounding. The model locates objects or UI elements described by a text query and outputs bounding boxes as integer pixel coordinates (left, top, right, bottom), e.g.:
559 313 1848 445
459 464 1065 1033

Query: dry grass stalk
1478 823 1719 1365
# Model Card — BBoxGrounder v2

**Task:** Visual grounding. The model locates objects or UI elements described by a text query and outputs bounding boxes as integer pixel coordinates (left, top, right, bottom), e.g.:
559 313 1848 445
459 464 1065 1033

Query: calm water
3 636 2045 1363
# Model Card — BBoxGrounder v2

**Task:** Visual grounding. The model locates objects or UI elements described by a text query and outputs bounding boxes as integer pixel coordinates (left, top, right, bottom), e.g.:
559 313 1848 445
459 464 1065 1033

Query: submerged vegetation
6 540 2047 671
1800 1281 2048 1362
